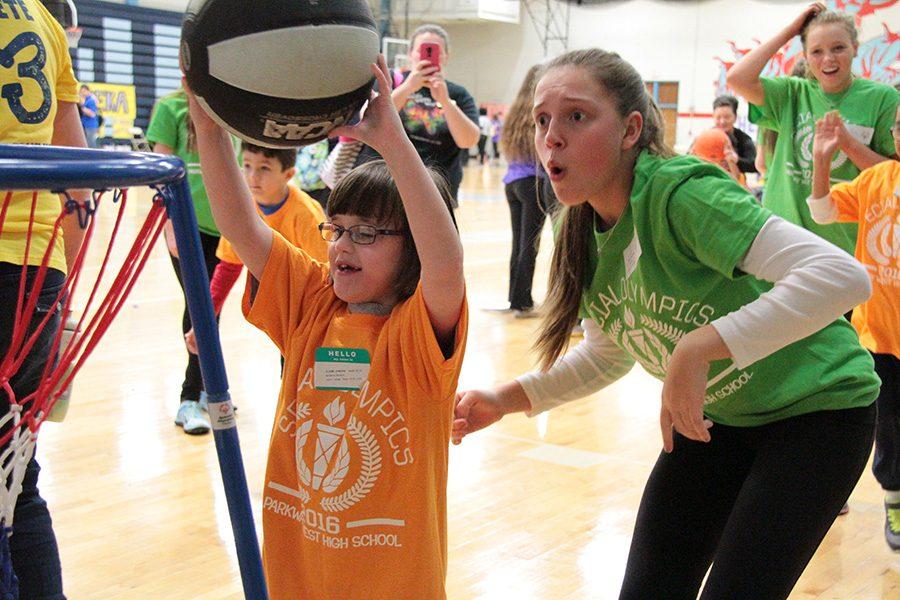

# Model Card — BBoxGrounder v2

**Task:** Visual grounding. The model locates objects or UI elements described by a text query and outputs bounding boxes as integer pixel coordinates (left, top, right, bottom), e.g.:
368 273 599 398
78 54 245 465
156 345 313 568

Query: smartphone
419 42 441 69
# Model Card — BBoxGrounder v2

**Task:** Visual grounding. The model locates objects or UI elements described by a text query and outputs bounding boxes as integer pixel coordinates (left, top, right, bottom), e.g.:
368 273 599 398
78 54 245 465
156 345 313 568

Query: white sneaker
175 400 210 435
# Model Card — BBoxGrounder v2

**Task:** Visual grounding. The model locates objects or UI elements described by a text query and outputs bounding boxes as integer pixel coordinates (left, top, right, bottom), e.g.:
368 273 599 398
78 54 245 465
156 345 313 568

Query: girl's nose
544 124 564 148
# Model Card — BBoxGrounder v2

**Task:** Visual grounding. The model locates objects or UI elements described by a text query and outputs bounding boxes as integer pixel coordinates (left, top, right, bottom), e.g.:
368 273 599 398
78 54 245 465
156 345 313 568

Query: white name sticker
624 230 642 278
314 347 371 391
844 122 874 146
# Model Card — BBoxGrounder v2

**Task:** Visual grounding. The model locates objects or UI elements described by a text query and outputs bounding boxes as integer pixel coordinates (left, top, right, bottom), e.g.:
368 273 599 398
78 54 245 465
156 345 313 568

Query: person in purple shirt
497 65 555 318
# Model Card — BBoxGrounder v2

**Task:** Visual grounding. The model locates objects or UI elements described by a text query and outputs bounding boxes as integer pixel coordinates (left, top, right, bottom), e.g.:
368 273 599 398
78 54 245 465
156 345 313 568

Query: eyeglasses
318 222 405 245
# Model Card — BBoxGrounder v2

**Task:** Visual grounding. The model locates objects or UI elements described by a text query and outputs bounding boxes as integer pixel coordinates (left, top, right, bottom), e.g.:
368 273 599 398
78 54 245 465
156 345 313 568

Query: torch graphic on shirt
311 397 346 490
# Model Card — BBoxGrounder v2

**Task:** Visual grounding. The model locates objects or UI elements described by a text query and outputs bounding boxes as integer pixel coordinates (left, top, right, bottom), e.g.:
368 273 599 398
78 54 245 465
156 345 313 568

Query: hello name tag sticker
314 347 371 391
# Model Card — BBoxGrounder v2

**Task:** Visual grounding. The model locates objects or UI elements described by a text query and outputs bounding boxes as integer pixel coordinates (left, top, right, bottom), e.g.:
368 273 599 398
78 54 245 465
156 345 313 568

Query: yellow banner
88 82 137 140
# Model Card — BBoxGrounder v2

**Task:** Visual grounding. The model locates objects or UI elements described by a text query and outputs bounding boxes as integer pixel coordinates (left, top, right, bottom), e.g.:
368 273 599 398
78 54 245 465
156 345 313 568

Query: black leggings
506 176 552 310
168 230 220 403
872 353 900 491
620 404 875 600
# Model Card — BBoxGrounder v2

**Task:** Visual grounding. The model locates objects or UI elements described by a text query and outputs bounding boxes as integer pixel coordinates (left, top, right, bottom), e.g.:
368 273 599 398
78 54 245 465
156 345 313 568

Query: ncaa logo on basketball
263 114 348 143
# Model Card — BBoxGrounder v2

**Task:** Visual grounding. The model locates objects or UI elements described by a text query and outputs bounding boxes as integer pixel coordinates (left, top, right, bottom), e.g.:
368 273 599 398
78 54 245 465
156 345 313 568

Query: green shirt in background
146 91 220 237
580 151 879 427
749 76 899 254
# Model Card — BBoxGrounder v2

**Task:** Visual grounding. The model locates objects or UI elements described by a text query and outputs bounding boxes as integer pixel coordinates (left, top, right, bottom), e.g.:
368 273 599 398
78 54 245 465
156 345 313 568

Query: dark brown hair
241 142 297 171
326 160 456 301
534 48 674 370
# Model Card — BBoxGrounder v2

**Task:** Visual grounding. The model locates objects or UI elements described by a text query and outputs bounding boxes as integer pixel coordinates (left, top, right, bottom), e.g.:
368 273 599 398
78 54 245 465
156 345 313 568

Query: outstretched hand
330 55 406 156
451 389 509 445
813 110 842 162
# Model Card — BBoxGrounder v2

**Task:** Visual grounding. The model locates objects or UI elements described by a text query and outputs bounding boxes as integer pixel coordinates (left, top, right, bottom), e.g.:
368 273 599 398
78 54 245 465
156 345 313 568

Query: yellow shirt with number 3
0 0 80 272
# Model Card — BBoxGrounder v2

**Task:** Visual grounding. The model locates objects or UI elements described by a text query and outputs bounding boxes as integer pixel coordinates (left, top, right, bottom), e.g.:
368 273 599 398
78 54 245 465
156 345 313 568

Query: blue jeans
0 263 66 599
82 128 98 149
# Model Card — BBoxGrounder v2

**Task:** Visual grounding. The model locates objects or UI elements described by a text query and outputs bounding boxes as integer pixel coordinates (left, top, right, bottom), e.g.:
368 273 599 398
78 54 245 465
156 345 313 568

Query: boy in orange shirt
187 56 467 599
809 105 900 551
184 143 328 357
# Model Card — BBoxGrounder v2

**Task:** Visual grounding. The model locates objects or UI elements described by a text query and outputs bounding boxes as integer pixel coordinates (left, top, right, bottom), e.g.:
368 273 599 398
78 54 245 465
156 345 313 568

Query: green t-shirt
749 76 899 253
580 151 879 427
146 91 219 236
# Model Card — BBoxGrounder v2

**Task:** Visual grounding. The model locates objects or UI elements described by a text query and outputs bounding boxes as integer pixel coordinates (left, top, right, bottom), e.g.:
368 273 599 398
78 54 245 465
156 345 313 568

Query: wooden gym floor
36 162 900 598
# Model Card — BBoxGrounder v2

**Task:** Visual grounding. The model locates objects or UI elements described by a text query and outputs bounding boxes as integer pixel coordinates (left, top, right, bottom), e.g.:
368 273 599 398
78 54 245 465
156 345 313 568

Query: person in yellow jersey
0 1 89 597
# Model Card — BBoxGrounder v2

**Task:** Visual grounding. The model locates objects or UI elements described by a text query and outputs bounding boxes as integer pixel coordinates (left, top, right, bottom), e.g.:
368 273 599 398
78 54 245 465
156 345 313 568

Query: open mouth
821 67 840 76
335 262 361 274
547 161 565 180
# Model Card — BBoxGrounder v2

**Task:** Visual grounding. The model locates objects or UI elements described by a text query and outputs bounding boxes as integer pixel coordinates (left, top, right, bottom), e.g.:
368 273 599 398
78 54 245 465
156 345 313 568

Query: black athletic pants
620 404 875 600
506 176 552 311
168 230 220 403
872 353 900 491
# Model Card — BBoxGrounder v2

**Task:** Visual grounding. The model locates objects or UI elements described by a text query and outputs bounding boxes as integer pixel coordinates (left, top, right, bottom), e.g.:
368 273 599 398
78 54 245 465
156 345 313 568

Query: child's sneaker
886 500 900 552
175 400 210 435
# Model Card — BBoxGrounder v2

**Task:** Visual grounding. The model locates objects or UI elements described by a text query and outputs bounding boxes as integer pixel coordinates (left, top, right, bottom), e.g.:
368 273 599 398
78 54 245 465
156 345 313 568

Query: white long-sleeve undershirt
806 193 839 224
518 215 871 415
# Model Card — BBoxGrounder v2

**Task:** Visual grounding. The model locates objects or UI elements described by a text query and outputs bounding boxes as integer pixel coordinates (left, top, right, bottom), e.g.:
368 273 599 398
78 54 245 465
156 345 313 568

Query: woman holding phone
357 24 480 205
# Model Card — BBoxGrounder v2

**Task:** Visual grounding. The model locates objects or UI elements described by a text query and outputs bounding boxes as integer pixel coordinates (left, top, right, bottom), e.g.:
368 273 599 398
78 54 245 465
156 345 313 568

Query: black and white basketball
181 0 379 147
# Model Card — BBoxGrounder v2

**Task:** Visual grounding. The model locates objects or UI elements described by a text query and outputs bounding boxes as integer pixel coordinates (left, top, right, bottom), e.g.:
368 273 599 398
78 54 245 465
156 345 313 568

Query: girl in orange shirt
810 105 900 551
186 57 467 600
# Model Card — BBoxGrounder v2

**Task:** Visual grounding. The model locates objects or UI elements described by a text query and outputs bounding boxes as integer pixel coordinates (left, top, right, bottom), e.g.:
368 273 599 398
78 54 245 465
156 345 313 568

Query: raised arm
726 3 824 106
427 74 480 149
808 111 841 223
332 57 465 341
185 89 272 279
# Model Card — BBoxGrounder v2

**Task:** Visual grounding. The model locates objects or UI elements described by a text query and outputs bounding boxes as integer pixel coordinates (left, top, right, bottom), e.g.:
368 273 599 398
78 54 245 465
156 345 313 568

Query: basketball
181 0 379 148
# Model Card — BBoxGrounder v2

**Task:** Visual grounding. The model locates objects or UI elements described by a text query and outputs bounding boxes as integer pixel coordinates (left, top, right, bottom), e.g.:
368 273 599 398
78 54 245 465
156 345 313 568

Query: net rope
0 186 167 536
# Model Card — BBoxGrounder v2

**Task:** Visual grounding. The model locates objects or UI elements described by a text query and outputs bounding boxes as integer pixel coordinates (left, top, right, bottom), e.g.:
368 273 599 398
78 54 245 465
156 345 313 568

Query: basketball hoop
0 145 268 599
65 27 82 49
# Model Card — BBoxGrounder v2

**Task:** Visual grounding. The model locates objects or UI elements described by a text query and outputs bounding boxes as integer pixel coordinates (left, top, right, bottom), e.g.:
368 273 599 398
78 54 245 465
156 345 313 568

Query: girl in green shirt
727 3 899 254
452 48 879 599
147 89 222 435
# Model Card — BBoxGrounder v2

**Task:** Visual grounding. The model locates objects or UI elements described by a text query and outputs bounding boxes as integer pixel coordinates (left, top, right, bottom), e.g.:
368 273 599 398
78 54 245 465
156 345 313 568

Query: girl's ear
621 111 643 151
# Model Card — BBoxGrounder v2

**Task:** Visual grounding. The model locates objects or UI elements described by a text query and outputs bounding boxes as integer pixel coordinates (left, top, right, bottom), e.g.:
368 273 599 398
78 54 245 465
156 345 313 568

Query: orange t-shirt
830 159 900 357
243 233 468 600
217 184 328 265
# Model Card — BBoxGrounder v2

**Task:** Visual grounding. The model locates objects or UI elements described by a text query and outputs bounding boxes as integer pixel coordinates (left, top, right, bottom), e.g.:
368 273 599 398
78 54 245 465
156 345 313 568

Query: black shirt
358 72 478 199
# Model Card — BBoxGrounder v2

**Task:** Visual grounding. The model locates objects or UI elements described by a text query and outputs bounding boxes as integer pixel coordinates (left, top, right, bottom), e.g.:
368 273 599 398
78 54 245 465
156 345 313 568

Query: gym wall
71 0 183 133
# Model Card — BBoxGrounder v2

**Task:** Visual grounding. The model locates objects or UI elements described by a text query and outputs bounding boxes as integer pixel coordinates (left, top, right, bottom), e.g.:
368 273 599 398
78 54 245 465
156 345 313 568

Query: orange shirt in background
243 233 468 600
830 159 900 357
217 184 328 265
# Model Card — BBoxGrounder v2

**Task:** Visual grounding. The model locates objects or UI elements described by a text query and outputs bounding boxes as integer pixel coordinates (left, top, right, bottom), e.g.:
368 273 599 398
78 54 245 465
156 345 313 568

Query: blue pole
163 177 268 600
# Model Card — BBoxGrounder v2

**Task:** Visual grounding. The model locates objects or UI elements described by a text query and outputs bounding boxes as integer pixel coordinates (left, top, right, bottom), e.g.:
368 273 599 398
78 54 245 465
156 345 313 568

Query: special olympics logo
295 399 383 512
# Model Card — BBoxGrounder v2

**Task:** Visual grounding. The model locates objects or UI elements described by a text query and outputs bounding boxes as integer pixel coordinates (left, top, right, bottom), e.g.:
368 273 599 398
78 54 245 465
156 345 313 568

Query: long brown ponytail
534 49 673 371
